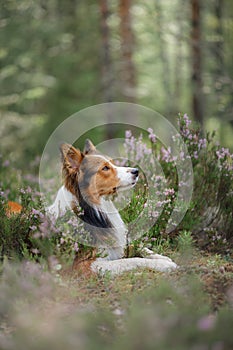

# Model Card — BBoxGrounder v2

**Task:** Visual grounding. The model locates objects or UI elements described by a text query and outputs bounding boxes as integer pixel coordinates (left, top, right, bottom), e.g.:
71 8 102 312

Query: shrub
122 114 233 255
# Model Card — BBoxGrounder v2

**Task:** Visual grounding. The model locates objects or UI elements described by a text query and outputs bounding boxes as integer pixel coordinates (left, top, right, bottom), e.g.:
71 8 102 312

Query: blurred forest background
0 0 233 167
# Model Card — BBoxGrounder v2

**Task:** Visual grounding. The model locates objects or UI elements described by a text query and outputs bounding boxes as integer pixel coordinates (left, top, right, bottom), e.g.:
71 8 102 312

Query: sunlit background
0 0 232 166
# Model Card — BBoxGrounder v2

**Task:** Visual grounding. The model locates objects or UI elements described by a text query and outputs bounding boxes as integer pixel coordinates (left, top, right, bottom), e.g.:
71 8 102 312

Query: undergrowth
0 113 232 264
0 114 233 349
0 258 233 350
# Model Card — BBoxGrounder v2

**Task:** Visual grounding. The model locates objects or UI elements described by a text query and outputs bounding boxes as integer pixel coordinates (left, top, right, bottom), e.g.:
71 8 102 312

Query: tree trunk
214 0 224 74
155 0 172 116
191 0 204 126
173 0 186 115
100 0 117 140
213 0 224 115
213 0 226 140
119 0 136 102
100 0 114 103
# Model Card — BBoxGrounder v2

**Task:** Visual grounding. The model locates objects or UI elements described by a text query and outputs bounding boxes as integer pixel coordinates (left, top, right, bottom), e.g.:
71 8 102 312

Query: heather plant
0 261 233 350
0 113 232 265
122 114 233 256
0 186 54 262
0 156 94 265
177 115 233 254
0 153 59 263
50 210 96 265
116 278 233 350
0 155 21 201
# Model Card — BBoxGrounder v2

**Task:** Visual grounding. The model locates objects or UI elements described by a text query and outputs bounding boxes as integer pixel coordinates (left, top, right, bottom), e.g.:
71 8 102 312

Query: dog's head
60 139 139 205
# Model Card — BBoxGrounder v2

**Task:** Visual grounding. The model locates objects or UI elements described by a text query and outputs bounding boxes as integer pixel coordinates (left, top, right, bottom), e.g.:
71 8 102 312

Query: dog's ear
60 143 84 173
83 139 96 154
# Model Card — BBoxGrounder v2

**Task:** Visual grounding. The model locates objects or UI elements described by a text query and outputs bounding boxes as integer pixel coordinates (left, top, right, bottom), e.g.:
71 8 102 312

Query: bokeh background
1 0 233 166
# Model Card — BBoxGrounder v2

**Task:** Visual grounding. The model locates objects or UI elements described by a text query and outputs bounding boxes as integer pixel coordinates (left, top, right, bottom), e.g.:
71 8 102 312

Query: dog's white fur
47 186 76 219
47 141 177 274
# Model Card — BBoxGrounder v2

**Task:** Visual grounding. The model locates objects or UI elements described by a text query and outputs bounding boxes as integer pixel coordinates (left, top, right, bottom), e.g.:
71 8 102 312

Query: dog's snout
131 168 139 177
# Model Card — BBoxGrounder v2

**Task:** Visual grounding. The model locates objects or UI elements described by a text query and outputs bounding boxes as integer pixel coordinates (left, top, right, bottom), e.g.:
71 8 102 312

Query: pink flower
183 113 192 126
125 130 132 139
197 315 216 331
147 128 156 143
73 242 79 252
3 160 10 167
164 188 175 196
199 138 207 149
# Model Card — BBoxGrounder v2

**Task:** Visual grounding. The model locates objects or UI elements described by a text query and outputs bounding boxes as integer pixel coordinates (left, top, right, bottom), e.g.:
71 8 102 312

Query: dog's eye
102 165 110 171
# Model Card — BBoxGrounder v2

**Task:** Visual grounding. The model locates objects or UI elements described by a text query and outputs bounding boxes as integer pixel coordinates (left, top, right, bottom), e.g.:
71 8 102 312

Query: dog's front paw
149 253 173 262
141 247 173 262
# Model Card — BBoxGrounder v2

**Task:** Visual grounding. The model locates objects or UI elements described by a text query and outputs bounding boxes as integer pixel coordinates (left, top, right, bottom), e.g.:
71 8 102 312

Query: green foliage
0 201 30 261
177 230 194 251
0 155 56 263
1 0 233 167
0 188 51 262
0 0 102 164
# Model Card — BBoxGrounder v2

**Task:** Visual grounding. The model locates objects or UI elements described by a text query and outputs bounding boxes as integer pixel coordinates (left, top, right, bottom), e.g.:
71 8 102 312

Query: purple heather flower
199 138 207 149
3 160 10 167
151 211 159 218
216 147 231 160
24 174 39 183
183 113 192 126
147 128 156 143
31 208 44 219
20 186 32 194
197 315 216 331
161 147 172 163
164 188 175 196
32 208 41 215
125 130 132 139
73 242 79 252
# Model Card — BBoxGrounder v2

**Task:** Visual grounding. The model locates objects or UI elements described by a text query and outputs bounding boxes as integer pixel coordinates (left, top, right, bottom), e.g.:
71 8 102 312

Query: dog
47 139 177 274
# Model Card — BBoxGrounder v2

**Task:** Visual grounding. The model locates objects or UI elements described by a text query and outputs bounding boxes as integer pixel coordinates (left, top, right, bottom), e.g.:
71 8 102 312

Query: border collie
47 139 177 274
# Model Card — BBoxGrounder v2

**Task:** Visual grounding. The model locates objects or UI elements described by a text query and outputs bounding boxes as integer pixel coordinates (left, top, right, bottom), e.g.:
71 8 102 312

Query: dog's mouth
115 177 139 192
113 167 139 192
115 184 134 192
131 179 138 186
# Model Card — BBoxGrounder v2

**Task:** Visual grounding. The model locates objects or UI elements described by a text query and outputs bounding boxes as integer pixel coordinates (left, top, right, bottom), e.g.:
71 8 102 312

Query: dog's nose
131 168 139 177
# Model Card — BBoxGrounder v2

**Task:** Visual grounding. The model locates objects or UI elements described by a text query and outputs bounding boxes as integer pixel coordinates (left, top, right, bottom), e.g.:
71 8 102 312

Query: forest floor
1 249 233 350
57 250 233 313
